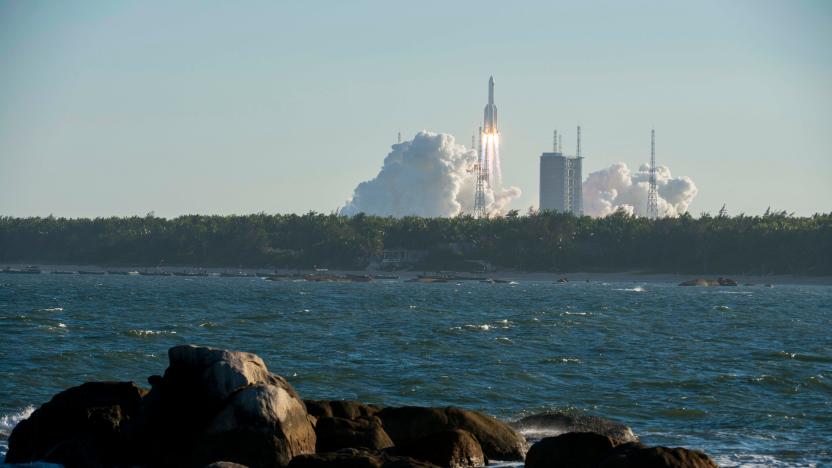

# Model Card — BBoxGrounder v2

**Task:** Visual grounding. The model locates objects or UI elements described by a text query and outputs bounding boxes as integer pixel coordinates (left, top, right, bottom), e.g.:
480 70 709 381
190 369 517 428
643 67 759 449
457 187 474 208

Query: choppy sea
0 274 830 467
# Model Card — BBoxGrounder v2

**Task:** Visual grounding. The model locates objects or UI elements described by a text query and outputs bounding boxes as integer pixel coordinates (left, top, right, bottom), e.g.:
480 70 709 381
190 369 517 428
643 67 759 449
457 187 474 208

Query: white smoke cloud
583 162 698 217
341 131 521 217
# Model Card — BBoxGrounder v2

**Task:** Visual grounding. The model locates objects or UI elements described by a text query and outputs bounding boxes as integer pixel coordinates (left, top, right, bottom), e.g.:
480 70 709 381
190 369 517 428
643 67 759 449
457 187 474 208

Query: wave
0 405 34 438
712 453 812 467
125 329 177 338
772 350 832 363
540 357 581 364
658 407 709 418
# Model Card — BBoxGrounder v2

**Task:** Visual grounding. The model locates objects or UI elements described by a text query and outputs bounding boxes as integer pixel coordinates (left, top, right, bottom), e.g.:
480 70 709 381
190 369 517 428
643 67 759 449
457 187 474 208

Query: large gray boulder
167 345 275 403
377 406 525 461
138 345 315 467
195 383 317 467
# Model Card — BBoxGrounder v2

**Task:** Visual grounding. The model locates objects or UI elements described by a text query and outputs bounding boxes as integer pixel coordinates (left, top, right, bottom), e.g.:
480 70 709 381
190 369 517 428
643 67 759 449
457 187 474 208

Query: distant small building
540 151 583 215
381 248 427 266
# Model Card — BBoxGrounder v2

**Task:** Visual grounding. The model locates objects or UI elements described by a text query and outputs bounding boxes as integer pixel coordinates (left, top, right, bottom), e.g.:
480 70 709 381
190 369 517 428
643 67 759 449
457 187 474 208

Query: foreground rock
288 448 439 468
526 435 718 468
139 345 316 467
511 412 638 445
6 346 719 468
314 416 394 452
679 277 738 287
7 345 316 467
378 406 525 461
5 381 146 466
305 399 381 420
525 432 618 468
394 429 485 468
598 442 718 467
193 382 317 467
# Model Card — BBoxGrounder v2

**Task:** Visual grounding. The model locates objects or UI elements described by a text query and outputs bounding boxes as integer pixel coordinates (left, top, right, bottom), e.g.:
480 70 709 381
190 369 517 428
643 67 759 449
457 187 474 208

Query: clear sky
1 0 830 218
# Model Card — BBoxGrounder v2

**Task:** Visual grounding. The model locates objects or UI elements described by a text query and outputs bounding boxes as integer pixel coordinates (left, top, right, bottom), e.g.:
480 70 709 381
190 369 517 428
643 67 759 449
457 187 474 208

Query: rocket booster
483 76 498 134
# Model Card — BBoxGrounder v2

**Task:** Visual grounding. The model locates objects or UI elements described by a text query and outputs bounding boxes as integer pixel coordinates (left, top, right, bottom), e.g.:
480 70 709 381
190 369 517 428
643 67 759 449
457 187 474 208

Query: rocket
483 76 498 134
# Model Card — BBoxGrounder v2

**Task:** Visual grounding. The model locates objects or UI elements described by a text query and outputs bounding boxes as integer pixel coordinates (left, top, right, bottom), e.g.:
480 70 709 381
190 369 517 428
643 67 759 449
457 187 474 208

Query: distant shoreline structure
2 264 830 286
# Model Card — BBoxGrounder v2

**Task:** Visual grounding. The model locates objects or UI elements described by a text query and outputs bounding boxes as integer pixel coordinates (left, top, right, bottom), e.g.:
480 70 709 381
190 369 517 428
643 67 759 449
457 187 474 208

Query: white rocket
483 76 498 134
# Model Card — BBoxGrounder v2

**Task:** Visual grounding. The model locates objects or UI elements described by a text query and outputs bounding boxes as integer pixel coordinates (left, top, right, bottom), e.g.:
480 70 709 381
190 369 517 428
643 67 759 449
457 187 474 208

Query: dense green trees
0 210 829 274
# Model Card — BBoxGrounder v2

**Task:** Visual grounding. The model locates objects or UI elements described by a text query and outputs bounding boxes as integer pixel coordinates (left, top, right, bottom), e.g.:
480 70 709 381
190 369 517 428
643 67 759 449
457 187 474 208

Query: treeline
0 210 830 275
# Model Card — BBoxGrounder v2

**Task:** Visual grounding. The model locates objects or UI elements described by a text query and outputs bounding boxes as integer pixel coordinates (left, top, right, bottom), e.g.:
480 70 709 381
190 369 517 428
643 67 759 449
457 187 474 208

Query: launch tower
647 129 659 219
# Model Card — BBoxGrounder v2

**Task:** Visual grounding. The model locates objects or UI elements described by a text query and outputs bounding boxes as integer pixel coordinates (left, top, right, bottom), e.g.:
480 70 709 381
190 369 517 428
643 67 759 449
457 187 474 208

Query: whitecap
57 323 67 328
41 307 63 312
560 311 588 316
495 337 513 344
126 329 177 337
0 405 34 437
464 324 491 331
712 453 797 467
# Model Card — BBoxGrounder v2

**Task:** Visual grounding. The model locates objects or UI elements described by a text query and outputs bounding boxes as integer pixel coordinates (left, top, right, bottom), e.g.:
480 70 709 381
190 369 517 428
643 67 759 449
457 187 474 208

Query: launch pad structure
473 126 488 218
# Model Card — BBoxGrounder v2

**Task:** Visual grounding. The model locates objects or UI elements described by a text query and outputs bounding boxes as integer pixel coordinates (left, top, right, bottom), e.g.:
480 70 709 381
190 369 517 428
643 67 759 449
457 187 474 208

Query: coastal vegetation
0 210 829 275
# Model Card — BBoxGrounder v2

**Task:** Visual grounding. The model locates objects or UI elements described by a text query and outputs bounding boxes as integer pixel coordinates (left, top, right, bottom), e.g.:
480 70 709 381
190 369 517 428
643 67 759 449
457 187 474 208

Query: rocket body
479 76 501 187
483 76 498 134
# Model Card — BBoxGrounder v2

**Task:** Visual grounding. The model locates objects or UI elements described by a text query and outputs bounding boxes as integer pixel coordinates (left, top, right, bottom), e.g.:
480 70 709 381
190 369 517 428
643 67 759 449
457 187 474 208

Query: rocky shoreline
6 346 717 467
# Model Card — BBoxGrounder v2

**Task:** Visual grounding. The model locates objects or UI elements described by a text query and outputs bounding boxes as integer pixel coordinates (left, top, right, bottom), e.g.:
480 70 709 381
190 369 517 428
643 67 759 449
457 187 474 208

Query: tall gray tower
539 127 583 215
646 129 658 219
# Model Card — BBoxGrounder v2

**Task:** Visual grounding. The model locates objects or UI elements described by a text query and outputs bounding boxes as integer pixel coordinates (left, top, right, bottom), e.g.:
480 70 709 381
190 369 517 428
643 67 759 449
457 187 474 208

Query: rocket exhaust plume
341 131 520 217
583 162 698 217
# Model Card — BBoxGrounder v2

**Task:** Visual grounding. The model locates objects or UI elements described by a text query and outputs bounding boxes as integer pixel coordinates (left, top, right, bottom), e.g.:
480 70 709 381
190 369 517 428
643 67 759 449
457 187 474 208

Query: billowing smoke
341 131 521 217
583 163 698 217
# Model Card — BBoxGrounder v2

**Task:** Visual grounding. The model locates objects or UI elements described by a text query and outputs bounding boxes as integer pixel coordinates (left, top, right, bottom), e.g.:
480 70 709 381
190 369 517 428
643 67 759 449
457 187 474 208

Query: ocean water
0 275 830 467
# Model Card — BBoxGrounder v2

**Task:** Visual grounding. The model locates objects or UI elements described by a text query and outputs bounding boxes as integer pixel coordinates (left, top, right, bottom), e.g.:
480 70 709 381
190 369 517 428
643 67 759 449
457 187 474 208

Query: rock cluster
524 433 716 468
5 346 718 468
678 277 738 286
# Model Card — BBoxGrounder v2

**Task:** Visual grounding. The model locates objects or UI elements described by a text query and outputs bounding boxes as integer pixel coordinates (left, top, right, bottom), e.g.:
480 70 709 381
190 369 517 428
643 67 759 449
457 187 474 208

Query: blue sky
1 0 830 217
